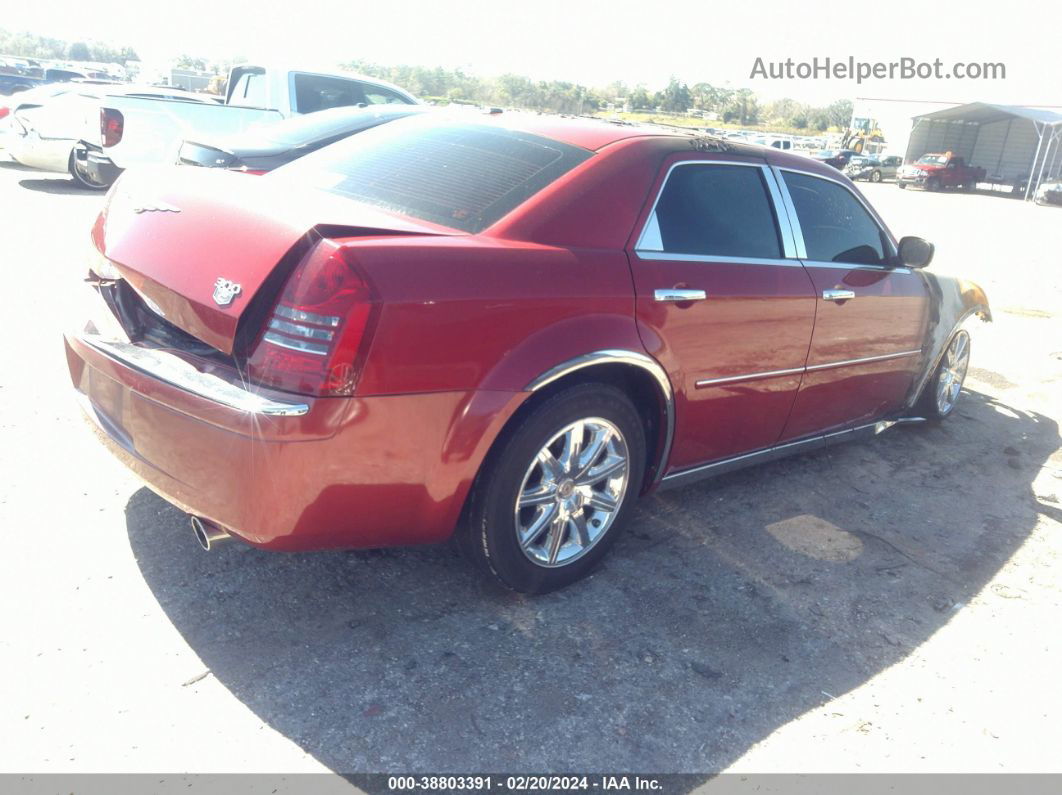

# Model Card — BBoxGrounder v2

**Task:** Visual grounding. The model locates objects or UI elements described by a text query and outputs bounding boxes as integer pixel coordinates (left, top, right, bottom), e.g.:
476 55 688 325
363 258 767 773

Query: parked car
897 152 986 191
5 83 215 188
65 115 991 593
1033 178 1062 206
177 104 427 173
78 64 420 189
845 154 902 182
0 65 102 96
812 149 860 170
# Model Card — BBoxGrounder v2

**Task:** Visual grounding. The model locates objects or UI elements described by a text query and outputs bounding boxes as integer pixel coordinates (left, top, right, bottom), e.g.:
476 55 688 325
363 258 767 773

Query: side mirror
897 236 934 269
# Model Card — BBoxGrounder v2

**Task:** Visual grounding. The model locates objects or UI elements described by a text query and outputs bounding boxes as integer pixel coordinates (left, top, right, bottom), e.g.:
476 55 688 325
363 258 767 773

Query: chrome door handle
654 288 707 303
822 289 856 302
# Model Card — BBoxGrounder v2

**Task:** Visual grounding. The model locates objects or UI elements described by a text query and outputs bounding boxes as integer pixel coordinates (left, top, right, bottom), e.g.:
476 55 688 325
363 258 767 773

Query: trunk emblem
212 278 242 307
132 201 181 214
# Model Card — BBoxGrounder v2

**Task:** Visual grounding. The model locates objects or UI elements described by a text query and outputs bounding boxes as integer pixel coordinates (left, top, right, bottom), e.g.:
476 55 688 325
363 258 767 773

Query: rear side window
293 74 368 113
640 164 783 259
782 171 886 265
283 120 593 233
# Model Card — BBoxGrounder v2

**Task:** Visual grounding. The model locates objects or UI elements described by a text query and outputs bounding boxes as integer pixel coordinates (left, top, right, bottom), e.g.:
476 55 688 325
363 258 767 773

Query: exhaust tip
190 516 228 551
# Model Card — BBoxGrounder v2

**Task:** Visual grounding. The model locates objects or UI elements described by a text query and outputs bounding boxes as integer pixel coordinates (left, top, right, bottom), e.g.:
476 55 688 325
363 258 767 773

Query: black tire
461 383 646 593
898 182 907 189
68 150 110 191
870 170 882 183
914 330 971 420
927 177 941 192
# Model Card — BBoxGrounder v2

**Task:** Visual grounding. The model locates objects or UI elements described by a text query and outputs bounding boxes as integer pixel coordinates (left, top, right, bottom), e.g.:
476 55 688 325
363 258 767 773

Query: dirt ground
0 158 1059 781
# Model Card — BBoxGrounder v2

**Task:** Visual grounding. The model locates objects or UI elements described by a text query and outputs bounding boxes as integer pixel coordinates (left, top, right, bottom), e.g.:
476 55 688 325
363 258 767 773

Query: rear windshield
278 119 593 233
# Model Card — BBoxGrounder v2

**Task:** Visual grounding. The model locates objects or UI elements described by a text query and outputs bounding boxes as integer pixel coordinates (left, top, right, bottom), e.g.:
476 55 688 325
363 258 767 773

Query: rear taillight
100 108 124 147
0 107 9 120
245 241 376 397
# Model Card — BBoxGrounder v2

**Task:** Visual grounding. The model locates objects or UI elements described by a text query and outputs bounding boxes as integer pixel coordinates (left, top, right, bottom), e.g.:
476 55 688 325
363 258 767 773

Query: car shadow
0 159 41 172
125 388 1057 778
18 177 98 195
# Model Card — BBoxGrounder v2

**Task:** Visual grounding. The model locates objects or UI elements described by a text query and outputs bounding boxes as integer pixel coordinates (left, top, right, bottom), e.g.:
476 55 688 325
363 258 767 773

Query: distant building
905 102 1062 198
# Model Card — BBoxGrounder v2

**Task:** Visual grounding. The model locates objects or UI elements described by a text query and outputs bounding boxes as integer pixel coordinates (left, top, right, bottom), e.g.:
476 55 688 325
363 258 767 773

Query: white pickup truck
75 64 419 188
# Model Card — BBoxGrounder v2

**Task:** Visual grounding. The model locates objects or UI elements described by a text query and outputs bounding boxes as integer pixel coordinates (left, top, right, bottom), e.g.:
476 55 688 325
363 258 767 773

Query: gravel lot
1 159 1059 781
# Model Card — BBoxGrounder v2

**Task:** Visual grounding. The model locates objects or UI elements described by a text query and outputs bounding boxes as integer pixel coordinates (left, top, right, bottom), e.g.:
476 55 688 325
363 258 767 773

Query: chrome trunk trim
78 334 310 417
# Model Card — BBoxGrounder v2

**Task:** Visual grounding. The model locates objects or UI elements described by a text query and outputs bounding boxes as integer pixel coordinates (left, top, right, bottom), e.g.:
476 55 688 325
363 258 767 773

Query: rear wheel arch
524 352 674 491
478 352 674 499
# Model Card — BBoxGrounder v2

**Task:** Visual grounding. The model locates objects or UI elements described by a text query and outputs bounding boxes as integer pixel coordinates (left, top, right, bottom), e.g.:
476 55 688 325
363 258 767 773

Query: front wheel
461 383 646 593
927 177 941 192
898 182 907 189
870 169 882 183
915 330 971 420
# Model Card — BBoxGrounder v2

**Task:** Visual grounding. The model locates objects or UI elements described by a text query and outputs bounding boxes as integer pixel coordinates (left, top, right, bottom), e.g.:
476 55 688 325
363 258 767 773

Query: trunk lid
95 167 457 354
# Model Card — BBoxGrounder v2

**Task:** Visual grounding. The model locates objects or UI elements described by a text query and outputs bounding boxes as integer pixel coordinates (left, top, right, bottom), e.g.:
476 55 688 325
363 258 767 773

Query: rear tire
898 182 907 189
460 383 646 593
915 330 971 420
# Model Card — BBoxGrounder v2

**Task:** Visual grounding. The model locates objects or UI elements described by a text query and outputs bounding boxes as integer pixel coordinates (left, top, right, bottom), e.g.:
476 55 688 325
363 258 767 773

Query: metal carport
904 103 1062 199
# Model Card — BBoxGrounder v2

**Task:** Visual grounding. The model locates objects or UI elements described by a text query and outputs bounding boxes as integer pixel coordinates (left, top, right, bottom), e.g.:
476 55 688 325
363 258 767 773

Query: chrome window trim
78 333 311 417
694 349 922 389
525 349 674 486
635 251 804 268
773 165 901 264
634 159 799 261
801 260 911 274
760 167 798 258
769 165 807 259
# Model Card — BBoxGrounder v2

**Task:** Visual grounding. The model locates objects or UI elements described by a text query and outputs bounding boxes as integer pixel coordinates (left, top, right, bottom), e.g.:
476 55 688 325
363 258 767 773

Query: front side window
640 164 782 259
782 171 886 266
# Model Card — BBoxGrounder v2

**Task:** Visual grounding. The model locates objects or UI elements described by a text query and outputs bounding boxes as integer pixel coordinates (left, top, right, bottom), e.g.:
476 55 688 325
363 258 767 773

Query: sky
5 0 1059 107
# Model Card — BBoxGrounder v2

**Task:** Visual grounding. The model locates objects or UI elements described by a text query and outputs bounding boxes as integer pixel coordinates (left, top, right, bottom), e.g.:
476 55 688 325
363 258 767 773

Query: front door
775 169 929 439
626 156 817 472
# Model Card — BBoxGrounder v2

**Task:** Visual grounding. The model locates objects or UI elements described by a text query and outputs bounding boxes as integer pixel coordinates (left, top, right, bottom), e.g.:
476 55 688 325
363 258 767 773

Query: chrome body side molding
659 417 925 491
525 349 675 487
695 349 922 388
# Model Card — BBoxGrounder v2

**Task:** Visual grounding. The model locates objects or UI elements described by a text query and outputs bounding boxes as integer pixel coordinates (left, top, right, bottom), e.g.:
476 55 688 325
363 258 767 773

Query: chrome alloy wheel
936 331 971 415
514 418 630 568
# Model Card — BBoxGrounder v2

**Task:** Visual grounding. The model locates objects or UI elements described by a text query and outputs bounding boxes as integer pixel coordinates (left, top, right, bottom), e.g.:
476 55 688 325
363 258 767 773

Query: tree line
345 62 853 132
0 28 138 65
0 27 854 132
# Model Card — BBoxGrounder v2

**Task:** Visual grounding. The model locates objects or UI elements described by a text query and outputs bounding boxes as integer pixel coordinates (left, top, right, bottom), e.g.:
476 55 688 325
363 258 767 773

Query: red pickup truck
898 152 986 191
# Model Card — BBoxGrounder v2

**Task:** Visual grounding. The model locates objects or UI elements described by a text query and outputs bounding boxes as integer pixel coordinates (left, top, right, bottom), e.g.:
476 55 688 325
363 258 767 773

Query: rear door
626 155 817 471
774 168 929 439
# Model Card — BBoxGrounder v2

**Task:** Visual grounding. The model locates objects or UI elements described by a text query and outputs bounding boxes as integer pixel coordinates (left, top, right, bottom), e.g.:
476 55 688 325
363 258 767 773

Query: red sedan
65 113 990 593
